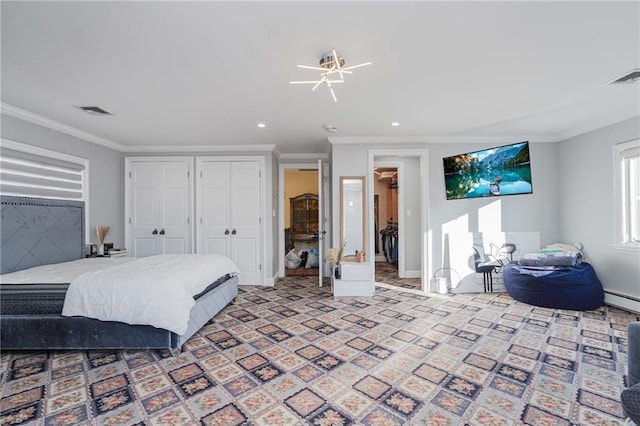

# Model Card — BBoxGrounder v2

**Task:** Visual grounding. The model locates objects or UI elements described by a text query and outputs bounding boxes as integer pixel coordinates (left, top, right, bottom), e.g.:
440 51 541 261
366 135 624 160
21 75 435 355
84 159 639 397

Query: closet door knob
159 229 165 235
224 229 230 235
152 229 158 235
231 229 237 235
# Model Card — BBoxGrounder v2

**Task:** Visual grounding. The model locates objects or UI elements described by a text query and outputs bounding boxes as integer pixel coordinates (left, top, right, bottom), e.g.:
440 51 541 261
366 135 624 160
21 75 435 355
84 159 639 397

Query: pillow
540 242 583 254
621 383 640 425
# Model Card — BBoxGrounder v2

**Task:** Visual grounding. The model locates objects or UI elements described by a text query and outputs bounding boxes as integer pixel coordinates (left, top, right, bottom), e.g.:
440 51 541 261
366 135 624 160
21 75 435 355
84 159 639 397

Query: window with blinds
620 144 639 244
614 140 640 251
0 140 87 200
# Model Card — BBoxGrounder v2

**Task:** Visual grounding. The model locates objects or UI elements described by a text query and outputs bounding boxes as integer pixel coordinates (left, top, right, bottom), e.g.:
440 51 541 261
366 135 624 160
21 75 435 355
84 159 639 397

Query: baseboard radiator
604 290 640 314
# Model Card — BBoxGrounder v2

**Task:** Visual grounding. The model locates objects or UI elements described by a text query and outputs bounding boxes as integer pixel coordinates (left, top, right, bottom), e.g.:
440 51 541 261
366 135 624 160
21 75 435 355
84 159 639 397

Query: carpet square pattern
0 276 638 425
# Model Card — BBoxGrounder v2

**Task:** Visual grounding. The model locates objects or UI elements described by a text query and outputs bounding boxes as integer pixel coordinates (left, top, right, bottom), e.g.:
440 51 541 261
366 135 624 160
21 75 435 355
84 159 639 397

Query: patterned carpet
375 262 421 291
1 276 638 425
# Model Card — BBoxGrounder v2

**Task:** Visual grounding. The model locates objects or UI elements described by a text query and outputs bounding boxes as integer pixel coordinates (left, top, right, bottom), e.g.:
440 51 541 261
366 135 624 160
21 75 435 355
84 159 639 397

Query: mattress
0 274 233 316
0 256 234 317
0 258 136 315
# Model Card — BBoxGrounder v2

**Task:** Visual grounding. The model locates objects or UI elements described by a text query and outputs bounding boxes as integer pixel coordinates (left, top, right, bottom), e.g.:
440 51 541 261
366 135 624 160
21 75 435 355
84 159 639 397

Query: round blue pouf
503 262 604 311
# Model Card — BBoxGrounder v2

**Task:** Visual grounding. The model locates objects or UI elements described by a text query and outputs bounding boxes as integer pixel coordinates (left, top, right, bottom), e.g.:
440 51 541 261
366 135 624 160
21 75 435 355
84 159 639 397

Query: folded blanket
518 251 582 267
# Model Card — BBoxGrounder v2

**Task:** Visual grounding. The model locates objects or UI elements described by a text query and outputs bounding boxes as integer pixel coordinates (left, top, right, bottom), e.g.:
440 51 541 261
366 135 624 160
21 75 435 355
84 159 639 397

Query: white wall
332 141 560 281
557 117 640 299
1 115 125 247
430 142 559 273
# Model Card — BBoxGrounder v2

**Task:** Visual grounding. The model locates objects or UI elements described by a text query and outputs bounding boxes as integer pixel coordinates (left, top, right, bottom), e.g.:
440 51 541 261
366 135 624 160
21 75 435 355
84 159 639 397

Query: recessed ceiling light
257 123 266 128
391 122 400 127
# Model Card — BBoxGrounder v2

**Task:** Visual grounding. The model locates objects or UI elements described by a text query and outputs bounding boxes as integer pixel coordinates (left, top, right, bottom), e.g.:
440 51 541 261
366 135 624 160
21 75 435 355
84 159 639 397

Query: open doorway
283 168 320 277
372 156 425 291
373 166 400 282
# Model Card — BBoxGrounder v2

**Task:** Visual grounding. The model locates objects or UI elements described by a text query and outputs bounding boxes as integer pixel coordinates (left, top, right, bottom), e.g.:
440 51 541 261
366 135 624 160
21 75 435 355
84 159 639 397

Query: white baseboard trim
604 291 640 314
263 274 277 287
402 270 421 279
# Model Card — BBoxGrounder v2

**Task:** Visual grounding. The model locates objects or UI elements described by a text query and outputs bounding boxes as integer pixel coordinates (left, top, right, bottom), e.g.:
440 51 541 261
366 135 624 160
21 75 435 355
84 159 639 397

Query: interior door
198 161 231 257
230 161 261 285
318 159 325 287
197 160 262 285
129 160 192 257
160 163 192 254
130 162 161 257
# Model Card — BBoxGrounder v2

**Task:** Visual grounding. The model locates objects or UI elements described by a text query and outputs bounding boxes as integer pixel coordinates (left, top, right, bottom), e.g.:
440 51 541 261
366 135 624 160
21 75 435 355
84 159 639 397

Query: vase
97 243 104 256
334 263 341 279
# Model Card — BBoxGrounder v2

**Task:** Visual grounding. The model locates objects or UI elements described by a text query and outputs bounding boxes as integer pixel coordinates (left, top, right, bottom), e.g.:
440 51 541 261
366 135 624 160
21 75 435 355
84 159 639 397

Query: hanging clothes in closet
380 223 398 263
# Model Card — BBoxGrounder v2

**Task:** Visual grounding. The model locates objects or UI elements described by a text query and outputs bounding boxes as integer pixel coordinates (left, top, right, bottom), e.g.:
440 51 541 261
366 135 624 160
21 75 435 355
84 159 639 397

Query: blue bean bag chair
503 262 604 310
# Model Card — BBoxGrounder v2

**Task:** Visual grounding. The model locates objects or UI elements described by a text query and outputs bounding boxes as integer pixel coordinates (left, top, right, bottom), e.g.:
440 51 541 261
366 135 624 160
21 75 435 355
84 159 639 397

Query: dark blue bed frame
0 195 238 353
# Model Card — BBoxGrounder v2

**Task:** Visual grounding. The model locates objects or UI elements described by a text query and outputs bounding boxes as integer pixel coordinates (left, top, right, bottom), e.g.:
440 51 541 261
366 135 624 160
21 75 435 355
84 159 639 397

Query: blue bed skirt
503 262 604 310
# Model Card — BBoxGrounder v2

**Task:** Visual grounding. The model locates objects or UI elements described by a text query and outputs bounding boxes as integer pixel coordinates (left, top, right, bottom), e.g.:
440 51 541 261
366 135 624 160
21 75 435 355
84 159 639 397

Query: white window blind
0 142 86 200
620 145 640 244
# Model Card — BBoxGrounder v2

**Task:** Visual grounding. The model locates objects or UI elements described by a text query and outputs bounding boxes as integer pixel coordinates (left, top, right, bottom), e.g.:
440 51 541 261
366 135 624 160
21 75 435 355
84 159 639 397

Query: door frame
373 160 405 277
278 162 324 278
367 149 430 291
124 156 195 256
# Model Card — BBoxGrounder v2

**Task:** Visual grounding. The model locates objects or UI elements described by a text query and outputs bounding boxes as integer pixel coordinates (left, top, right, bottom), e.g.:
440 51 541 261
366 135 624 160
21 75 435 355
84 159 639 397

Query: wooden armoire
289 193 319 244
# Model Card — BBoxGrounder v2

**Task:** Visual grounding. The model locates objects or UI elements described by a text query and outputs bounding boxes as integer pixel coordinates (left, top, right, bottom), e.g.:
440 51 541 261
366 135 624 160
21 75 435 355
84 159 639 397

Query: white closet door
197 159 262 285
130 162 162 257
198 162 231 257
230 162 261 285
129 159 192 257
160 164 191 254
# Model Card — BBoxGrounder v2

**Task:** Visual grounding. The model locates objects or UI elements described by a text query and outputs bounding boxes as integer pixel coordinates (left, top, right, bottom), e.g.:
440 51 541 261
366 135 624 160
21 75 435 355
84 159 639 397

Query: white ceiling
2 1 639 154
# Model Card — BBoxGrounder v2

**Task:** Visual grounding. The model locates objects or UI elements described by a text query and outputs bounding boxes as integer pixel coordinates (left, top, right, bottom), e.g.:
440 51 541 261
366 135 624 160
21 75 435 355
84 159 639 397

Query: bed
0 196 239 355
502 242 604 310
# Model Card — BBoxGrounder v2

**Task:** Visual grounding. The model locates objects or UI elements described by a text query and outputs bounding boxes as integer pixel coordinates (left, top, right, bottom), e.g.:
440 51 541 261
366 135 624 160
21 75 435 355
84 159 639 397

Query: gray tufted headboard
1 196 85 274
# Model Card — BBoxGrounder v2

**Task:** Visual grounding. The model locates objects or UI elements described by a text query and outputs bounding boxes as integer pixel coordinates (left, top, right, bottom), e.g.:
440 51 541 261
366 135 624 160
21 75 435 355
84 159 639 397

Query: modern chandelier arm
312 76 325 92
289 80 344 84
326 79 338 103
341 61 372 71
333 49 345 80
297 65 329 71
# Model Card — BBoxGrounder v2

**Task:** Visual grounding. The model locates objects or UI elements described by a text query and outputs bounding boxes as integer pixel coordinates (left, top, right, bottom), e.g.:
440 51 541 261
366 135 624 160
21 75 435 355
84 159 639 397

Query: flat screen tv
443 141 533 200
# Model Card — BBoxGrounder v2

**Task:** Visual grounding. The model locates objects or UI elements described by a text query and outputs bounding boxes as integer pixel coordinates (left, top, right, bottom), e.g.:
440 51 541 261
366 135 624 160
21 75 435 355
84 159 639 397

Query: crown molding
1 102 125 151
279 152 330 161
328 134 559 145
556 109 640 142
121 144 277 153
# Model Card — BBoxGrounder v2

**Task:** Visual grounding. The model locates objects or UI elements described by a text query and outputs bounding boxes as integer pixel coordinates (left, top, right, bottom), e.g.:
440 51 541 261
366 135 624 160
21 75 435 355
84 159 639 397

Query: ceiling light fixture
289 50 371 102
391 122 400 127
257 123 266 128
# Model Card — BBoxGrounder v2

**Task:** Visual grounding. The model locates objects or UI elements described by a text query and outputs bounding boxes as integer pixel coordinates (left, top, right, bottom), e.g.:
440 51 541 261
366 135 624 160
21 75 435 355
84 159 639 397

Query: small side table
332 262 373 298
108 251 128 258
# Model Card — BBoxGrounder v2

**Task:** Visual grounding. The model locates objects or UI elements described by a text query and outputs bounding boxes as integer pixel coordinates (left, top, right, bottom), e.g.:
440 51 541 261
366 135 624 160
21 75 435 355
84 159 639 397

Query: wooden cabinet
290 193 318 242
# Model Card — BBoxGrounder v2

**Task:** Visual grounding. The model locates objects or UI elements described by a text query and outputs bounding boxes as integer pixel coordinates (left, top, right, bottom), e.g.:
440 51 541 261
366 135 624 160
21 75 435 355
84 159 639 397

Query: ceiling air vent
77 106 113 115
606 68 640 85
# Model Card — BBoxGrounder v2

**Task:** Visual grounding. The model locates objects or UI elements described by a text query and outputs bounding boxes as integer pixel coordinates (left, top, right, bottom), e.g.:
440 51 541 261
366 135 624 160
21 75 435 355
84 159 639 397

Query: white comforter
62 254 239 335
